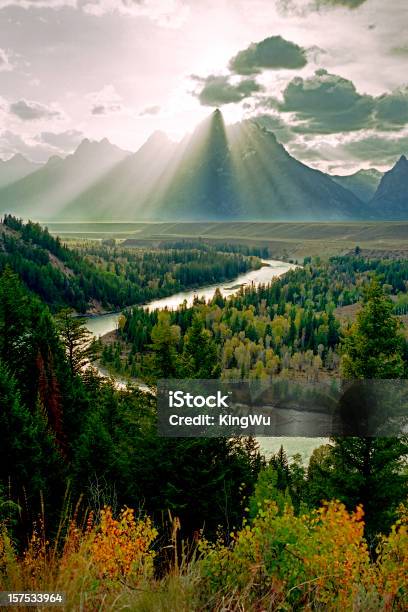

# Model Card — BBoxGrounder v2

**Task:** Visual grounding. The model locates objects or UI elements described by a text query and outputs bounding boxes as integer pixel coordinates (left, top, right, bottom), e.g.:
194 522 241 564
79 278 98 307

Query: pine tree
55 308 94 376
0 359 64 518
270 445 290 490
318 280 408 537
149 311 180 378
341 279 405 379
182 314 221 378
0 266 34 389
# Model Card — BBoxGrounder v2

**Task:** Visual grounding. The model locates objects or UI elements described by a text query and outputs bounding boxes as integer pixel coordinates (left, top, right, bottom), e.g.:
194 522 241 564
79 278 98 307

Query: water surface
85 259 326 460
85 259 296 337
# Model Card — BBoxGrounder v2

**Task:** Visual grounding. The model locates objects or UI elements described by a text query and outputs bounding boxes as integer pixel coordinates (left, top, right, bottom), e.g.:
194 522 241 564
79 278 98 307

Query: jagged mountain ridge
369 155 408 219
331 168 383 203
141 110 364 221
44 110 363 221
0 154 42 189
0 138 130 219
0 110 405 221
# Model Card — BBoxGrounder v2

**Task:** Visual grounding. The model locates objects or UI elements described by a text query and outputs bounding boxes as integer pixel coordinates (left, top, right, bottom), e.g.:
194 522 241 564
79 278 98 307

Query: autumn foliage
199 501 408 611
0 506 158 609
1 502 407 611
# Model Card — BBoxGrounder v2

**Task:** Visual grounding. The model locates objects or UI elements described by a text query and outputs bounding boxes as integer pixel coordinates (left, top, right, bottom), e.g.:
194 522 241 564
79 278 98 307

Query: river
85 259 326 461
84 259 296 338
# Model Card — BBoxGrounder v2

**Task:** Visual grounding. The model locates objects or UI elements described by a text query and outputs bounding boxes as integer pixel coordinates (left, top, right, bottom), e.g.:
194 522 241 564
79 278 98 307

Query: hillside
370 155 408 219
50 131 178 221
0 215 132 312
0 139 130 219
331 168 382 202
0 111 364 222
0 154 41 188
225 118 364 221
0 216 259 312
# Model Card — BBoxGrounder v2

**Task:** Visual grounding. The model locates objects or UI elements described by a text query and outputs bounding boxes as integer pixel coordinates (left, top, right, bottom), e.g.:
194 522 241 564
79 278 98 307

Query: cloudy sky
0 0 407 173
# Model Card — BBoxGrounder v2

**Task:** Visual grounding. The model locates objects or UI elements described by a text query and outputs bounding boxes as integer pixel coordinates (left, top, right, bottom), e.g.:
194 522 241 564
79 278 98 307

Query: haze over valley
0 109 407 222
1 0 407 223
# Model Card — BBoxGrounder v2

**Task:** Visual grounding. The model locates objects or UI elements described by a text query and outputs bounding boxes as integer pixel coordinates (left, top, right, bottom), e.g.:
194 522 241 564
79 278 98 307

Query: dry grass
1 501 407 611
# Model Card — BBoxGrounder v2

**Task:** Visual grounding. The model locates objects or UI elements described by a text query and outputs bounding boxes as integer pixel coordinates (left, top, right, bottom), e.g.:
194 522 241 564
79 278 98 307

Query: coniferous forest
0 215 258 312
0 217 407 610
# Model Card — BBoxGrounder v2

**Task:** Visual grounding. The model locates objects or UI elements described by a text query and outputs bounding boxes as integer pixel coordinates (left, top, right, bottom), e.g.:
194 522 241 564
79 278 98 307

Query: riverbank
78 253 265 318
85 259 297 337
84 258 328 462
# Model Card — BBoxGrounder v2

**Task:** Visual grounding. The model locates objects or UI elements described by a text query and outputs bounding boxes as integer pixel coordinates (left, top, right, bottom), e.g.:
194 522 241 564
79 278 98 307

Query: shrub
199 501 407 610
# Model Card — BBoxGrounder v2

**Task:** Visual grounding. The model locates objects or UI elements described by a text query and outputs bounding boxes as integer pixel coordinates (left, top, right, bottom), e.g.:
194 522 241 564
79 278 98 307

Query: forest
0 222 407 610
0 215 258 312
102 253 408 382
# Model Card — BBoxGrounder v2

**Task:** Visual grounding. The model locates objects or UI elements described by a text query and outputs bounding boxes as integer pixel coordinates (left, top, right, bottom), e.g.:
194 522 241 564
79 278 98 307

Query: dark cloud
273 71 408 134
315 0 367 8
36 129 83 151
139 105 161 116
251 114 295 144
10 99 62 121
286 131 408 169
253 70 408 142
277 0 367 13
343 133 408 164
376 88 408 128
91 105 106 115
193 74 262 106
276 69 375 133
229 35 307 75
91 103 122 115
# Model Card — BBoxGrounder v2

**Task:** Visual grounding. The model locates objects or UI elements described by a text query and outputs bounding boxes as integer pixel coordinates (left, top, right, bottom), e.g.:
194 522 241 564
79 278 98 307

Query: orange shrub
200 501 376 609
0 506 158 607
90 506 157 581
1 503 407 610
375 505 408 609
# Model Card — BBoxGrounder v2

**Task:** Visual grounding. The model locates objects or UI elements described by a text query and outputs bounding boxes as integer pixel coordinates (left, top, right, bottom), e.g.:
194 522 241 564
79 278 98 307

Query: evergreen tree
0 359 64 522
270 445 290 490
0 267 68 431
55 308 94 376
307 444 336 507
317 281 408 537
182 314 221 378
149 311 181 378
0 266 34 391
326 436 407 537
341 279 405 379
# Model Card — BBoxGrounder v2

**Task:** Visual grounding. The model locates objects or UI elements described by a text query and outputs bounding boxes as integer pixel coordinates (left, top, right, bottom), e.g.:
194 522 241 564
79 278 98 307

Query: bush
1 502 407 610
199 501 408 610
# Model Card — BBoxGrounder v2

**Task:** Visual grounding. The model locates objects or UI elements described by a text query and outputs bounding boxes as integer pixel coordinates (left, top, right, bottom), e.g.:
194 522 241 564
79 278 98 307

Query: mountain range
331 169 383 203
0 110 406 221
0 154 41 189
369 155 408 219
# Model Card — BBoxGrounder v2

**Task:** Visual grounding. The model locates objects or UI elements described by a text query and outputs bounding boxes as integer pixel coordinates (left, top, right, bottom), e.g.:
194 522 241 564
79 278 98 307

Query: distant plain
47 220 408 260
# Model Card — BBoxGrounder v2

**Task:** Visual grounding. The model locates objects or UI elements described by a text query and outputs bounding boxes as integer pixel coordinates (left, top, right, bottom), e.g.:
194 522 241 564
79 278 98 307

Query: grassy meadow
46 221 408 260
